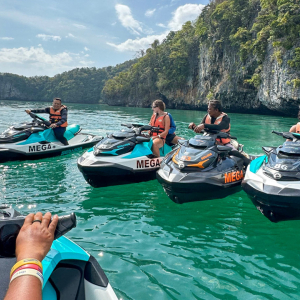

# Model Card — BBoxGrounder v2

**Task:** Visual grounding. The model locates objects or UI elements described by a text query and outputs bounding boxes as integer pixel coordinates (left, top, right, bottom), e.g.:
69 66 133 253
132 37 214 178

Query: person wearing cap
25 98 69 145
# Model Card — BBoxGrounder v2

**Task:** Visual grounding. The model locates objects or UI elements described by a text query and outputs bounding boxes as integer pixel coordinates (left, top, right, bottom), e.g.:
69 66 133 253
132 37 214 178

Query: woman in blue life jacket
149 99 182 157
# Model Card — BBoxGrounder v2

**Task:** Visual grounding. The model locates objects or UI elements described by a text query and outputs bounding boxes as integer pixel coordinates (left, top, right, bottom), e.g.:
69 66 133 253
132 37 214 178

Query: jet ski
77 123 174 188
156 131 252 204
242 131 300 223
0 112 102 163
0 205 118 300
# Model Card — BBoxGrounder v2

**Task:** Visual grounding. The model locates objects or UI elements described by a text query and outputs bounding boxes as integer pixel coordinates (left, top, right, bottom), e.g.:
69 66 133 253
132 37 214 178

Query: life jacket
204 113 231 145
168 113 176 134
150 113 167 137
49 105 68 127
296 122 300 133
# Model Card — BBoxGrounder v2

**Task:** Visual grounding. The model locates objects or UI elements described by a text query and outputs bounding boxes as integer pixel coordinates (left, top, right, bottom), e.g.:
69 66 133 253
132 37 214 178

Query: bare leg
152 138 164 157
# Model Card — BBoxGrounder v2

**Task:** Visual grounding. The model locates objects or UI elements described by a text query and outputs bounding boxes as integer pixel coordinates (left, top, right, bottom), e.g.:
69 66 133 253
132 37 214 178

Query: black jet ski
0 205 118 300
77 123 174 188
156 131 252 204
242 131 300 222
0 112 102 163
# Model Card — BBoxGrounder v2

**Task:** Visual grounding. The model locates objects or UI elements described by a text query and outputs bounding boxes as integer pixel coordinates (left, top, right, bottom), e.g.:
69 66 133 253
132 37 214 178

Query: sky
0 0 209 77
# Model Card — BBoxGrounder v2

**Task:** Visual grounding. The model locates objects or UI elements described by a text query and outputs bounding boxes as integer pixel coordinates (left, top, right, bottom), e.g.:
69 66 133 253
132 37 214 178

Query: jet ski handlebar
272 130 294 140
28 112 51 127
0 210 77 257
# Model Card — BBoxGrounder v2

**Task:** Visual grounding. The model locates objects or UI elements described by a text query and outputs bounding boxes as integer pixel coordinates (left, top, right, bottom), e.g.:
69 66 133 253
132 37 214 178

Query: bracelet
10 259 43 277
11 264 43 279
10 269 43 286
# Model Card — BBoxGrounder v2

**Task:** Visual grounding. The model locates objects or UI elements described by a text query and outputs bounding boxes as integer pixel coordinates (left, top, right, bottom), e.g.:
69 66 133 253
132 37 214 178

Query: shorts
165 133 176 146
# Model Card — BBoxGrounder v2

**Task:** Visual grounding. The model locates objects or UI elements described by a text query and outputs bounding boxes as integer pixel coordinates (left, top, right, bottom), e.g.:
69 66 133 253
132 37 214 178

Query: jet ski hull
78 153 162 188
157 166 242 204
242 169 300 222
0 134 102 163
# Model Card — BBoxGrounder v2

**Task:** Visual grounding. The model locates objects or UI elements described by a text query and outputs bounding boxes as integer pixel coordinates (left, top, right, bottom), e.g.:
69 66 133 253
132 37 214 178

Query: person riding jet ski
288 109 300 134
242 130 300 223
77 123 174 188
156 129 252 204
149 100 182 156
189 99 250 166
25 97 69 146
0 207 118 300
0 112 102 163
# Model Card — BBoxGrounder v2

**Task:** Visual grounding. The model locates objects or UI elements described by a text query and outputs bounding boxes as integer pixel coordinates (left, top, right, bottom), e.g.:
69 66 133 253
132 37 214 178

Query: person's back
289 110 300 133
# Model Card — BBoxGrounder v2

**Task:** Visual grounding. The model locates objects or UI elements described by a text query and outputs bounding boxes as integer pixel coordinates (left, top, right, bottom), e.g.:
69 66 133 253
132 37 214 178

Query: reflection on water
0 100 299 300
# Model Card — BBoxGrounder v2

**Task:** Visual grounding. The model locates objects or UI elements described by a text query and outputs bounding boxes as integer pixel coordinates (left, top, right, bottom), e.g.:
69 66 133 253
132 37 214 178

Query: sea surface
1 100 300 300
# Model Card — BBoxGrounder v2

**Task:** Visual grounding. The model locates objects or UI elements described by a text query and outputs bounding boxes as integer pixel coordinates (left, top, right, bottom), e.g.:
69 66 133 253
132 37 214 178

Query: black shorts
165 133 176 146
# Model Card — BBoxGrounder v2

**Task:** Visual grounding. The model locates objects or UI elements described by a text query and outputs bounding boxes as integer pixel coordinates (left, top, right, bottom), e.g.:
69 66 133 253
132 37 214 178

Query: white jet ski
242 131 300 222
77 123 174 187
0 112 102 163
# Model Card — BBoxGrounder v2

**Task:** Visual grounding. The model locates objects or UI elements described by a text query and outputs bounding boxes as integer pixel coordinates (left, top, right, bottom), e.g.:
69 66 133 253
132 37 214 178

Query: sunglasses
152 105 158 108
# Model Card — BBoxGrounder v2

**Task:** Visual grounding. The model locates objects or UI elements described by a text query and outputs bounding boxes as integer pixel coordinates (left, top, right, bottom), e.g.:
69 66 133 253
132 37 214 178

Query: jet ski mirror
0 209 77 257
262 146 275 154
121 123 133 128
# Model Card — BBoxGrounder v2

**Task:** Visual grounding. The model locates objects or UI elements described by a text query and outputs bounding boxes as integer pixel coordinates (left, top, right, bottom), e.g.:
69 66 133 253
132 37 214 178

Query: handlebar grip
230 136 237 140
54 213 77 240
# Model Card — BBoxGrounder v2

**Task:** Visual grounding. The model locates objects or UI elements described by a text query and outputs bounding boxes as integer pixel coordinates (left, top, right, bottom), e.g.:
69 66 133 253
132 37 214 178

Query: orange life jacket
150 113 167 137
204 113 231 145
296 122 300 133
49 105 68 127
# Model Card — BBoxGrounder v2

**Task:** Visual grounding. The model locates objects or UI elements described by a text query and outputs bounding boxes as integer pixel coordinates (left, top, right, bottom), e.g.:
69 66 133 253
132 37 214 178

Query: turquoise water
1 100 300 300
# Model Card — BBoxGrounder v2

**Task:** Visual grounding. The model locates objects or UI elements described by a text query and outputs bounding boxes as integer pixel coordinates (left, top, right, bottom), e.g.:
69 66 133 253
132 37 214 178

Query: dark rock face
155 43 300 116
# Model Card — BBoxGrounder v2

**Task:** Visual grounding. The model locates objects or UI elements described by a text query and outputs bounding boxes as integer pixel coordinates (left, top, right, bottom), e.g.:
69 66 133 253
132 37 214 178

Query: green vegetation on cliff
103 0 300 104
0 59 137 103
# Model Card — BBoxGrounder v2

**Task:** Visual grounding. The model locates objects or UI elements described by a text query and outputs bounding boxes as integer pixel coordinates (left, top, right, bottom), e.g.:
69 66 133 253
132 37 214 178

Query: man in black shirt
188 100 230 138
25 98 69 145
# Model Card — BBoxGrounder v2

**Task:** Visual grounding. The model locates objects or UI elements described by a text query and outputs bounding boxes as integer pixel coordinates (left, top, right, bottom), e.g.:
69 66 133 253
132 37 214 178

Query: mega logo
137 158 160 169
224 170 244 183
29 144 52 152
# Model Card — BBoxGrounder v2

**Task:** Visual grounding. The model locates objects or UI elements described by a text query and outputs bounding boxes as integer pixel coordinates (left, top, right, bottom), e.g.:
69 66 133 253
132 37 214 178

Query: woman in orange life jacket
188 99 251 166
289 109 300 133
149 100 181 157
25 98 69 146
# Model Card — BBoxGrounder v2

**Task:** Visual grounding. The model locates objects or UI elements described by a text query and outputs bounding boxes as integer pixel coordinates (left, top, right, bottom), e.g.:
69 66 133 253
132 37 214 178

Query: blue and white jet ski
0 113 102 163
242 131 300 222
77 123 174 187
0 206 118 300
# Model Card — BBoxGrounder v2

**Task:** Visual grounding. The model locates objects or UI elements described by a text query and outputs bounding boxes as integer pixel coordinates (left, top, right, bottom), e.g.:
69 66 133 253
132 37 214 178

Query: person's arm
188 115 207 131
160 115 170 138
55 109 68 127
4 212 58 300
25 108 49 114
204 115 230 131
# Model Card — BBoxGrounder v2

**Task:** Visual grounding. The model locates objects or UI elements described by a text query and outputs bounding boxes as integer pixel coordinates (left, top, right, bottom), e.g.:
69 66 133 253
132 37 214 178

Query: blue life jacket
168 113 176 134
